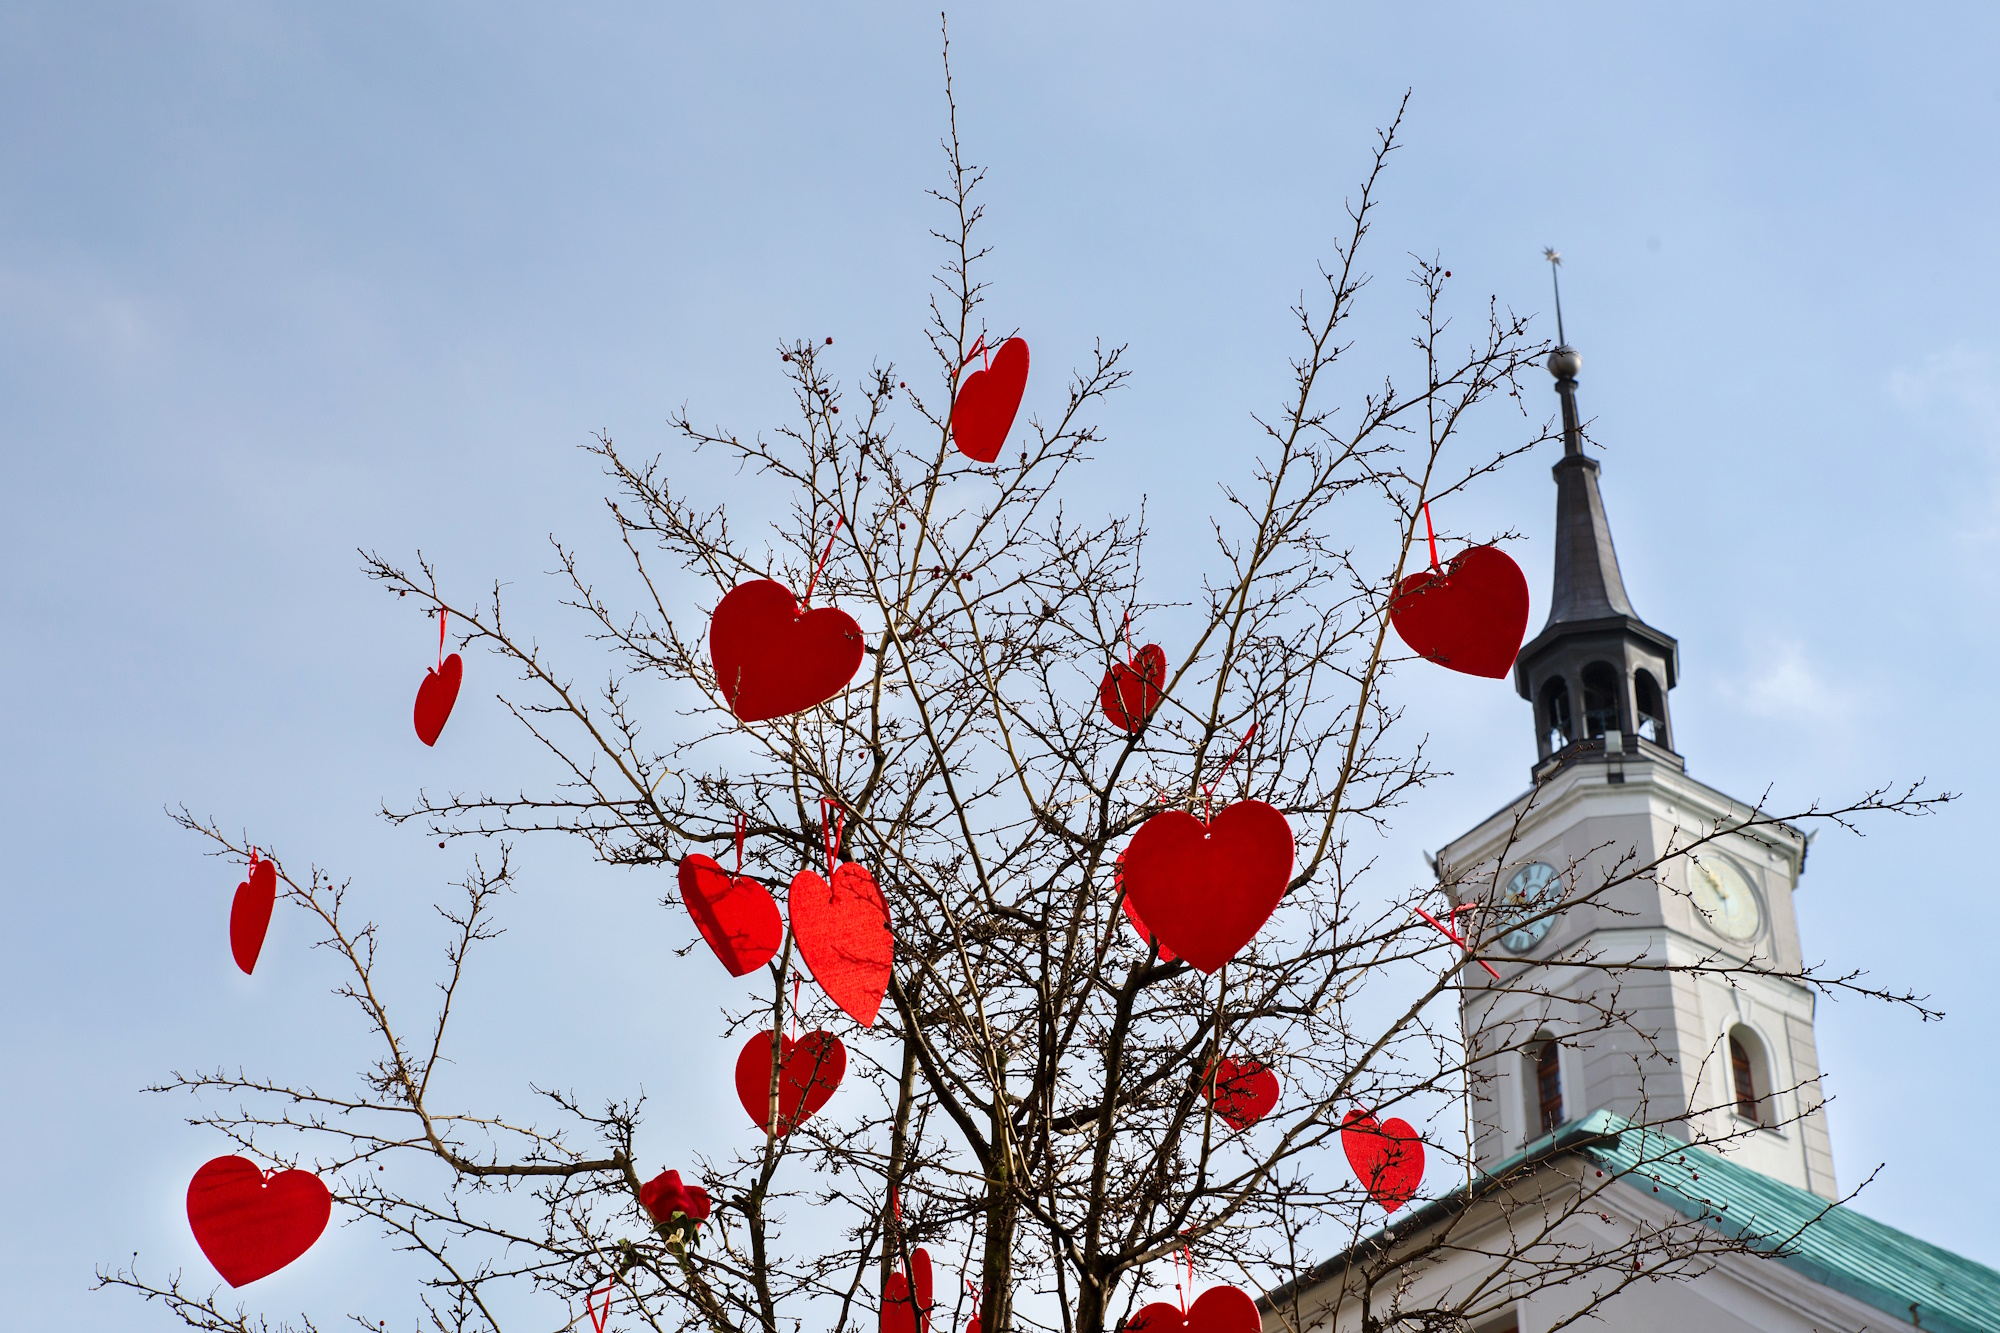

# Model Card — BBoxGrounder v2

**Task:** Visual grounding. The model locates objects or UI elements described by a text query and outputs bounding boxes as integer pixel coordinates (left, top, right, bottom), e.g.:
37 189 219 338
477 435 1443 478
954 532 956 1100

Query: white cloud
1714 635 1856 727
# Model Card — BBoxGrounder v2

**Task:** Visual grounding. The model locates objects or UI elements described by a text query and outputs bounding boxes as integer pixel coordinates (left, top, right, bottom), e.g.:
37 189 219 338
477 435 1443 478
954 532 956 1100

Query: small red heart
1100 644 1167 732
880 1247 934 1333
1203 1057 1280 1131
639 1168 712 1225
1128 1286 1260 1333
709 580 866 723
1114 851 1175 963
414 652 463 746
950 337 1030 463
1388 545 1530 679
734 1029 846 1134
1121 801 1294 974
790 862 893 1027
1341 1108 1425 1212
677 854 783 977
229 858 278 976
185 1155 332 1287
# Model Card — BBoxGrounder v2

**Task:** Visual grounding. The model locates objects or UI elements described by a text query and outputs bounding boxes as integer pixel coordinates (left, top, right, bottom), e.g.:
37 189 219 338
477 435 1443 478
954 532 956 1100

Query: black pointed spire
1545 345 1637 624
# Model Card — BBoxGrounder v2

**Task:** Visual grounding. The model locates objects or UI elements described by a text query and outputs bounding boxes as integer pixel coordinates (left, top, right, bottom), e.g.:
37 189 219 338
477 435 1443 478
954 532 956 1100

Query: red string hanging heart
1202 1057 1280 1131
880 1246 934 1333
1389 544 1529 680
949 337 1029 464
734 1028 846 1134
229 852 278 976
587 1280 614 1333
1100 643 1167 732
709 579 865 723
1127 1287 1261 1333
1121 801 1294 974
413 609 463 746
678 855 782 977
1114 851 1175 963
185 1155 332 1287
789 803 893 1026
1340 1108 1425 1212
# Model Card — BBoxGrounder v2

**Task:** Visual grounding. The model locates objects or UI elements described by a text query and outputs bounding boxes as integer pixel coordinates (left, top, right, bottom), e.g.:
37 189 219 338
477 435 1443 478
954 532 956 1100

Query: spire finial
1544 247 1566 347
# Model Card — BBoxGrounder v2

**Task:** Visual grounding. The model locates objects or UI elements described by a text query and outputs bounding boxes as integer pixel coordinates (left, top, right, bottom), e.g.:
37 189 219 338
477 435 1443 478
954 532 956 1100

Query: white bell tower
1436 340 1838 1200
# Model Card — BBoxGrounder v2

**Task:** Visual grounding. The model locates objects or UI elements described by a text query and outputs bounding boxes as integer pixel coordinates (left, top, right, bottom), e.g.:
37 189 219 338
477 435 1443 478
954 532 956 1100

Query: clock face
1687 855 1762 941
1498 862 1562 953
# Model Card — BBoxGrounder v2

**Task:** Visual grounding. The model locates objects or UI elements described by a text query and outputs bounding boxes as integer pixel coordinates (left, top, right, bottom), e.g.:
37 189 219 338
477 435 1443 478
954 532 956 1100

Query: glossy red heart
1114 851 1175 963
1121 801 1294 974
880 1246 933 1333
1100 644 1167 732
709 579 866 723
790 863 893 1027
639 1168 711 1226
186 1155 332 1287
413 652 463 746
1128 1286 1260 1333
229 858 278 976
1203 1057 1280 1131
677 854 783 977
734 1029 846 1134
1389 545 1530 680
950 337 1030 463
1341 1108 1425 1212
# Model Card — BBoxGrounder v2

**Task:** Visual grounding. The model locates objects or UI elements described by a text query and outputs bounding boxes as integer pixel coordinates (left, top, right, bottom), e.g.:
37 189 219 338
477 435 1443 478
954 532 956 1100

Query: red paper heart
880 1247 934 1333
677 854 783 977
1388 545 1530 680
790 863 893 1027
950 337 1030 463
229 858 278 976
1114 851 1175 963
1100 644 1167 732
1341 1108 1425 1212
185 1155 332 1287
1121 801 1294 974
709 579 866 723
414 652 463 746
1203 1057 1280 1131
734 1029 846 1134
639 1168 711 1225
1128 1286 1260 1333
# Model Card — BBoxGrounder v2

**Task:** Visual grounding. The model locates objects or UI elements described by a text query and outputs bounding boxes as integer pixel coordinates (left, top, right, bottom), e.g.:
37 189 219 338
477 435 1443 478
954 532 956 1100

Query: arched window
1536 1040 1564 1133
1635 670 1668 745
1540 676 1573 753
1729 1029 1765 1124
1580 662 1622 739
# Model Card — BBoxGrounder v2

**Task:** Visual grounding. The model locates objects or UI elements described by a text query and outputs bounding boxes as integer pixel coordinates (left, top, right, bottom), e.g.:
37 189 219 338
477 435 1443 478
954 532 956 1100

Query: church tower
1437 340 1838 1199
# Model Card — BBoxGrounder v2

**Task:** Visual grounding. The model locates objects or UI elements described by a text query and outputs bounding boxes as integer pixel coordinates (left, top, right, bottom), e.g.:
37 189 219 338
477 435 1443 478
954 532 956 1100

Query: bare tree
101 37 1947 1333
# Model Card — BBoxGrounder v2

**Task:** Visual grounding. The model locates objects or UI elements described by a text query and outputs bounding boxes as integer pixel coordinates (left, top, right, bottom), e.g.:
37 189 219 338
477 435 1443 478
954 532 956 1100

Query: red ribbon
1421 503 1440 574
437 607 449 671
803 517 845 606
1414 903 1501 980
1201 723 1260 823
735 812 747 878
586 1279 614 1333
958 335 990 375
820 797 845 877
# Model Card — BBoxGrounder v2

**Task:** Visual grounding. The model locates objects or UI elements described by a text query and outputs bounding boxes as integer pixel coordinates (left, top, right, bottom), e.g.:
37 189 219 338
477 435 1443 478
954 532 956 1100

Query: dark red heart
950 337 1030 463
1388 545 1529 679
1114 851 1175 963
1100 644 1167 732
880 1246 933 1333
709 579 866 723
185 1155 332 1288
413 652 463 746
229 858 278 976
639 1168 711 1225
1341 1108 1425 1212
1127 1286 1260 1333
734 1029 846 1134
790 863 893 1027
1121 801 1294 974
1203 1057 1280 1131
678 854 783 977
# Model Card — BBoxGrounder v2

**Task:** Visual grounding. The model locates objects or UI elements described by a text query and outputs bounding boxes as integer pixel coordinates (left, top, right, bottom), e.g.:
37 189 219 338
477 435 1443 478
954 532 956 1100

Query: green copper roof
1566 1111 2000 1333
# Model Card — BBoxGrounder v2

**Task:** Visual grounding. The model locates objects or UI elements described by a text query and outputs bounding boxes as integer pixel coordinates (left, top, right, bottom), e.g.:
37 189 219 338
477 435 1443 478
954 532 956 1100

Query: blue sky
4 4 1997 1327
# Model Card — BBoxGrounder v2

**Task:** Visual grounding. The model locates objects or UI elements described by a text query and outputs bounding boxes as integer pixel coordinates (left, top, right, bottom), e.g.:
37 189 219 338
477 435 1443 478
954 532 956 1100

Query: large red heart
1341 1108 1425 1212
950 337 1030 463
1203 1057 1280 1131
678 854 783 977
186 1155 332 1287
1128 1286 1260 1333
1121 801 1294 974
1388 545 1529 680
790 863 893 1027
1114 851 1176 963
414 652 463 746
229 858 278 976
880 1246 933 1333
709 580 866 723
1100 644 1167 732
734 1029 846 1134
